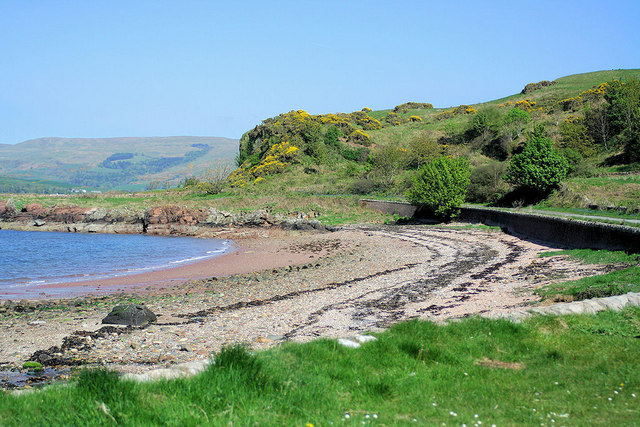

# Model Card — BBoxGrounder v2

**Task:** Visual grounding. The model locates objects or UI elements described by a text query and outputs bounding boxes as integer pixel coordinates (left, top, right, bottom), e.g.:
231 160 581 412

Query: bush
385 112 405 126
405 137 440 169
393 102 434 113
504 125 569 196
406 156 471 220
348 129 372 146
467 162 509 204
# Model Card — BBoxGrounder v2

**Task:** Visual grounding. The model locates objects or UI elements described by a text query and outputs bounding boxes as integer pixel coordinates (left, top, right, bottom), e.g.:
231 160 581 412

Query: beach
30 232 331 299
0 225 613 382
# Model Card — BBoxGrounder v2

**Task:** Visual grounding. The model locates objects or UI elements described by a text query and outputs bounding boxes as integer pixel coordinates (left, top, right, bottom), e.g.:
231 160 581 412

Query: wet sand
28 235 325 299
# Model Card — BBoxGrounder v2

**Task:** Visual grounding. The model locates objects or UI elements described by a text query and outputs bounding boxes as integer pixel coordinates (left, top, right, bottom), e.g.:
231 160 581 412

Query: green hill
227 69 640 210
0 136 238 192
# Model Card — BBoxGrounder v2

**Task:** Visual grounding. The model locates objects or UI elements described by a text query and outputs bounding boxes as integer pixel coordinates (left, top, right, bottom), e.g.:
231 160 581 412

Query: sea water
0 229 231 298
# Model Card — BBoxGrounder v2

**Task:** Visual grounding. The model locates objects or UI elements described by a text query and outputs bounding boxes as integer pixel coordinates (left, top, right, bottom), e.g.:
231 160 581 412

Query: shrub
348 111 383 130
348 129 372 146
384 112 405 126
406 156 471 220
514 99 536 112
323 126 342 148
405 138 439 169
350 177 383 194
435 110 455 121
453 105 477 115
393 102 434 114
467 162 509 204
504 125 569 196
371 145 408 186
341 146 369 162
362 107 372 112
409 115 422 122
560 116 597 157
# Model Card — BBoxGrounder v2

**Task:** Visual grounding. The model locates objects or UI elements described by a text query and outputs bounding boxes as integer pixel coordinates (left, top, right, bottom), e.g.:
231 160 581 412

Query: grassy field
1 310 638 425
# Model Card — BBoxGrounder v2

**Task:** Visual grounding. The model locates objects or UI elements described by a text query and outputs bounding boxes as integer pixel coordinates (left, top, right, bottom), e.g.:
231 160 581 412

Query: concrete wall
359 199 640 252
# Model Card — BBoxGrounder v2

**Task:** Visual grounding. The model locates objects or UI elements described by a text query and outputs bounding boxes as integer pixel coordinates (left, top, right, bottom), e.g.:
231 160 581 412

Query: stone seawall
359 199 640 252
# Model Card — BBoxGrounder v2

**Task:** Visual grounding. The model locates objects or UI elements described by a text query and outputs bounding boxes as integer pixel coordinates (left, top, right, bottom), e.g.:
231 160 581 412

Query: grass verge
537 249 640 301
1 311 639 425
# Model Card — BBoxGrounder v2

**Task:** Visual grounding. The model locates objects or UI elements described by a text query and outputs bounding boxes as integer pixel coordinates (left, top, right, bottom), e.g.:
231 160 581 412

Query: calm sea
0 229 231 298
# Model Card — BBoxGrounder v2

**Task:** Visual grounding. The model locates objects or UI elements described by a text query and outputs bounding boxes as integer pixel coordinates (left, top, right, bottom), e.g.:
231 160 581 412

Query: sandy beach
30 233 330 298
0 225 614 386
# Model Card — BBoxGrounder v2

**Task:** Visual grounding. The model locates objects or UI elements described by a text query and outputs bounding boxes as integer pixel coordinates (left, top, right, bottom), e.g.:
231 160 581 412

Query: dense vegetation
221 69 640 217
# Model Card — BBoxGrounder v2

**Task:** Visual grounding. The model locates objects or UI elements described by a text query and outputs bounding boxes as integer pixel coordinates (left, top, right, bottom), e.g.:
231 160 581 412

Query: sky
1 1 639 144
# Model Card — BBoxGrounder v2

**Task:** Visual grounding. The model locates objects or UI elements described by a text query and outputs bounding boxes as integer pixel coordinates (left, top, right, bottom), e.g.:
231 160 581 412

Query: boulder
102 304 157 327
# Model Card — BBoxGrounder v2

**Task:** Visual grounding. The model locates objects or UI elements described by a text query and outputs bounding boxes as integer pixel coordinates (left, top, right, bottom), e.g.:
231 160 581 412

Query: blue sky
1 1 639 144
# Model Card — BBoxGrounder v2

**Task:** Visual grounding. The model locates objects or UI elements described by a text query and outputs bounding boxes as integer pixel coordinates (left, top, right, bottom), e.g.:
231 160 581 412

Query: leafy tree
504 125 569 196
472 112 491 139
502 108 530 141
605 79 640 162
406 156 471 221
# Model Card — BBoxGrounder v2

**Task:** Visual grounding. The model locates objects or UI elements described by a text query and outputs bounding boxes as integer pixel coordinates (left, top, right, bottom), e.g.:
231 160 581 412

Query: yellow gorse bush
348 129 371 146
435 105 477 120
229 141 300 186
514 99 536 112
559 82 611 111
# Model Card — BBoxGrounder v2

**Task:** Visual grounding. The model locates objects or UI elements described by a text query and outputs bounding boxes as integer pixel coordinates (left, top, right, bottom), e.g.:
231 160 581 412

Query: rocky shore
0 224 618 389
0 200 328 237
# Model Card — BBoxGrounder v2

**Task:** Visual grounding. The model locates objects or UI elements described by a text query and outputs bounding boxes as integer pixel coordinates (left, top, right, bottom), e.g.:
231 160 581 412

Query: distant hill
0 136 238 192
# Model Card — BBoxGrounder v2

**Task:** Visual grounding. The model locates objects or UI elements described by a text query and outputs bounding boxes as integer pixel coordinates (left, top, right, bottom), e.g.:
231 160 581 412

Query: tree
406 156 471 221
504 125 568 196
502 108 530 142
605 78 640 162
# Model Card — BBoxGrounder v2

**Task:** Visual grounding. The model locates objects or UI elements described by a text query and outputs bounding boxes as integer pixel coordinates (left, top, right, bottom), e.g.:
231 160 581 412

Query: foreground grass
2 311 639 426
537 249 640 301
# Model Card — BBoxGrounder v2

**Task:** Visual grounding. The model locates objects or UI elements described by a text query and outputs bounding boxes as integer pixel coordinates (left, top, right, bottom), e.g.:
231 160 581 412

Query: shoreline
0 225 616 380
2 232 327 300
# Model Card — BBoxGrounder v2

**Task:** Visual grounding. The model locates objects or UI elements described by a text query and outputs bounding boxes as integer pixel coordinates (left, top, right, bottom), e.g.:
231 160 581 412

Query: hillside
227 69 640 211
0 136 238 192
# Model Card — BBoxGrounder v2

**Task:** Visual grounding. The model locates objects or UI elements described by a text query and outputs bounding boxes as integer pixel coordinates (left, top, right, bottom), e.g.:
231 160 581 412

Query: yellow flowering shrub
558 82 610 111
409 115 423 122
435 110 455 120
385 112 405 126
514 99 536 112
348 129 371 146
348 111 382 130
252 160 286 177
362 107 372 112
452 105 476 115
229 141 300 186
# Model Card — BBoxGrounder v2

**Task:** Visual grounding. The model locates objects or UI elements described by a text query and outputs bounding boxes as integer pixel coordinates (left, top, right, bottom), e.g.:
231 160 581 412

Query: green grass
537 249 640 301
2 312 639 425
